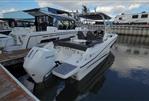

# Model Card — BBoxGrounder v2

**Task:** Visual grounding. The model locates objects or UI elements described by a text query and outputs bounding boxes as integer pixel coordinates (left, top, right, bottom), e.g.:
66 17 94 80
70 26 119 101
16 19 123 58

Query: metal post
98 14 108 41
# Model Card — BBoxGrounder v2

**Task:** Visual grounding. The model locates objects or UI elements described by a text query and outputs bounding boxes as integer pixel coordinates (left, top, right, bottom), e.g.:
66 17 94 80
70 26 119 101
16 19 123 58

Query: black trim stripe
86 53 109 69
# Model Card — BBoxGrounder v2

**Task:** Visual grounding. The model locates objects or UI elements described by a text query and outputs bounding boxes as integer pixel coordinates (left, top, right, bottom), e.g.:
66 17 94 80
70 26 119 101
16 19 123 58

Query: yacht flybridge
23 12 118 83
0 8 86 52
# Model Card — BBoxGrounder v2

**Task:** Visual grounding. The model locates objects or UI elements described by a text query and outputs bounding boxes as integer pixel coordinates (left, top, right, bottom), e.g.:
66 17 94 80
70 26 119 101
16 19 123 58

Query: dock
0 64 39 101
0 49 29 66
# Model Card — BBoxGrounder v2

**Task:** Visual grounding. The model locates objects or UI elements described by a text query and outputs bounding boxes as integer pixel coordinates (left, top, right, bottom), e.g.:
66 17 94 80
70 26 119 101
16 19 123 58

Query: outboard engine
23 46 56 83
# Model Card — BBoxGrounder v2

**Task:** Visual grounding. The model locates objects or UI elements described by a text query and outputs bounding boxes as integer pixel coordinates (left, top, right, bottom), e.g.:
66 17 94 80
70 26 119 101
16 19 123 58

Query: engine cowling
23 47 56 83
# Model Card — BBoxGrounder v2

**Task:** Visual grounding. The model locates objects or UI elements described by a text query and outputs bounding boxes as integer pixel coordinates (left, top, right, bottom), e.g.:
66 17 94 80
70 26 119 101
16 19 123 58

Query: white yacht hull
52 34 117 81
74 47 109 81
24 32 117 83
73 37 117 81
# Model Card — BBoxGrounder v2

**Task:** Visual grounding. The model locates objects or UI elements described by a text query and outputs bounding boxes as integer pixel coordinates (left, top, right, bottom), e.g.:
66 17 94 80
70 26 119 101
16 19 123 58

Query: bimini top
24 7 75 21
24 7 70 17
41 10 75 21
79 12 111 20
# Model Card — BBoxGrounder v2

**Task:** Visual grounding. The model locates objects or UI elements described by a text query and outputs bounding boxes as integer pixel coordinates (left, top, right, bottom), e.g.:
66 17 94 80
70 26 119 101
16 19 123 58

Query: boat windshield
57 20 75 30
36 15 76 31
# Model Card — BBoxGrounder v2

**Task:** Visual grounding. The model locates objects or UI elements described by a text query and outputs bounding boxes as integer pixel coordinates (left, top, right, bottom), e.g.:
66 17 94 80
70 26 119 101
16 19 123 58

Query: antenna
81 0 83 7
94 7 96 12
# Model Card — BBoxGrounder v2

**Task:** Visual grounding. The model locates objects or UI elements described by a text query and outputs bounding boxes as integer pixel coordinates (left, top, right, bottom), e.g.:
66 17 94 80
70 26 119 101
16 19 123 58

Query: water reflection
117 34 149 47
129 68 149 85
112 43 149 76
56 76 105 101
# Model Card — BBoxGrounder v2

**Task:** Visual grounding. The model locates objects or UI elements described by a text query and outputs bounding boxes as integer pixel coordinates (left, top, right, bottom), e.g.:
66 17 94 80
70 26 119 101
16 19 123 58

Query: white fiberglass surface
55 46 84 66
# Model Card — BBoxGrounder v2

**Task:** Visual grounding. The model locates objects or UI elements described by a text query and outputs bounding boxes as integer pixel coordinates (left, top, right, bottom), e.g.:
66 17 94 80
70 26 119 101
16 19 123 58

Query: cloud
36 0 81 11
35 0 148 16
128 4 141 10
96 5 126 15
0 8 16 18
96 6 113 13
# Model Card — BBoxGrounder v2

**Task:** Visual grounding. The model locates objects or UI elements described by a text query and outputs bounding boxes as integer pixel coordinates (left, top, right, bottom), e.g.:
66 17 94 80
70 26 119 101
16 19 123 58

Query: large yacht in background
23 12 117 83
0 8 87 52
114 12 149 24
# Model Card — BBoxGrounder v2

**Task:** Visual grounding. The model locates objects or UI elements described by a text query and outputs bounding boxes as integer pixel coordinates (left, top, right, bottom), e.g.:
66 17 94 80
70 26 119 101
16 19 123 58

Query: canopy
24 7 70 16
42 10 75 21
24 8 46 16
24 7 75 21
79 12 111 20
3 11 34 20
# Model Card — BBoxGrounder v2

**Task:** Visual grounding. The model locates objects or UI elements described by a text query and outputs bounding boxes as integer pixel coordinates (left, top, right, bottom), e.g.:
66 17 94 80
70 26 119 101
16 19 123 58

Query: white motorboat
0 8 87 52
23 12 118 83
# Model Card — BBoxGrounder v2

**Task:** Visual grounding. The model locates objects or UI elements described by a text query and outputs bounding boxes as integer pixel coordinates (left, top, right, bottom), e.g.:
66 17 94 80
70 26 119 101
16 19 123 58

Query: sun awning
41 10 75 21
24 8 75 21
3 11 34 20
24 7 71 17
24 8 45 16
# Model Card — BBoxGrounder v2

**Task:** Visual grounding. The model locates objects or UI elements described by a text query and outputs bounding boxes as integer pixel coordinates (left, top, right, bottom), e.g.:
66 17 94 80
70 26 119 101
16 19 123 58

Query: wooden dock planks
0 65 39 101
0 49 29 66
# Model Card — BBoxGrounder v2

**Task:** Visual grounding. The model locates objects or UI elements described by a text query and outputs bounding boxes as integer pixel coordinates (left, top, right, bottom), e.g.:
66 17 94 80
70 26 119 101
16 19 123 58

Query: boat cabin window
36 15 55 31
141 14 148 18
36 16 48 31
0 19 34 28
35 15 75 31
1 19 16 28
57 20 75 30
16 21 34 27
0 21 9 30
95 21 104 25
132 15 138 19
48 16 54 26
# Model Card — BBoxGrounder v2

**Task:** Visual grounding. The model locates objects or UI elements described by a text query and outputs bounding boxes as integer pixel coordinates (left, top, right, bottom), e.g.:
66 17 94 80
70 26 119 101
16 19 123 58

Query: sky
0 0 149 17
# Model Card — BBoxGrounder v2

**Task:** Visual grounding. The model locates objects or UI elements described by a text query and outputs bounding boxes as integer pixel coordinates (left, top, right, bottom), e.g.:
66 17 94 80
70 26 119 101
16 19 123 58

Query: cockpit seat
86 31 97 40
99 30 104 37
94 30 104 39
77 31 86 40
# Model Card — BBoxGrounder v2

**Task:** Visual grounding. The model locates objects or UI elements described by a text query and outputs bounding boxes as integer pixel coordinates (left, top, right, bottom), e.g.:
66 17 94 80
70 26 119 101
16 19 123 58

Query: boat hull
73 36 117 81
